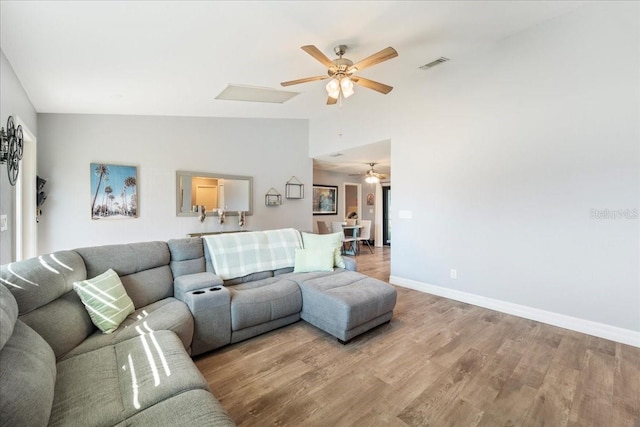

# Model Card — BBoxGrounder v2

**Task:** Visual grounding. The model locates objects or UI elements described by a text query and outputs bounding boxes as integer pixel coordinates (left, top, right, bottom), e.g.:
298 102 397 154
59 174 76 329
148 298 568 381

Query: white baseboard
390 275 640 348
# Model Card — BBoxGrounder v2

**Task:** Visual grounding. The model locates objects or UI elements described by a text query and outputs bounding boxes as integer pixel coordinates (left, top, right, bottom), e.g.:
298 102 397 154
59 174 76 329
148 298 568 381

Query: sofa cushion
75 242 174 308
0 320 56 427
75 241 170 278
294 248 335 273
223 270 273 286
0 251 87 315
167 238 206 278
0 283 18 350
297 271 397 331
229 277 302 331
50 330 209 427
301 232 346 268
73 268 135 334
62 297 194 359
113 389 235 427
20 290 95 360
279 268 349 285
121 266 174 308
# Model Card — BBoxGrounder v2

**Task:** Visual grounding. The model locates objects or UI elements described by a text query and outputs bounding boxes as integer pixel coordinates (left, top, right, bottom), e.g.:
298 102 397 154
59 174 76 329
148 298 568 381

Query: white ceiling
314 139 391 176
0 1 584 171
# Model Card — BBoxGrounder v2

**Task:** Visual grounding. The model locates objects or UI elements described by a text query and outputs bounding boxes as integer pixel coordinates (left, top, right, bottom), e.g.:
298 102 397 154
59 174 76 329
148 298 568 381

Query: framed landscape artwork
313 185 338 215
90 163 138 220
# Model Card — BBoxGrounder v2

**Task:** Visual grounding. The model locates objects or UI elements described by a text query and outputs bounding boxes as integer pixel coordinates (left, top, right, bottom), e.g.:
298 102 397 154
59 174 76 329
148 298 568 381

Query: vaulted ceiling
1 1 583 121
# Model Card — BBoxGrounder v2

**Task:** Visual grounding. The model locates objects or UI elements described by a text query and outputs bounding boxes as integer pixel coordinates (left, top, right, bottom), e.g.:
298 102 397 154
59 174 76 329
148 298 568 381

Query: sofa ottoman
292 271 397 343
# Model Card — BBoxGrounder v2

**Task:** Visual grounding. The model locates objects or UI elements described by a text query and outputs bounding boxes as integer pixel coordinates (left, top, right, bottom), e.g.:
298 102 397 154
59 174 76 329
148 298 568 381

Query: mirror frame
176 170 253 217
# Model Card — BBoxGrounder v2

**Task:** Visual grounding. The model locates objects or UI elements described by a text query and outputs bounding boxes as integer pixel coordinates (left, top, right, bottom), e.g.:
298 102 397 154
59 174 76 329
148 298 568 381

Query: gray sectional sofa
0 229 397 426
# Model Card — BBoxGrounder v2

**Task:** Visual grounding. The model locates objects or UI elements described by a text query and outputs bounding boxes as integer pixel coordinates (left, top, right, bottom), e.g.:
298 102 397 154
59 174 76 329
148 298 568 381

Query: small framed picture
313 185 338 215
367 192 375 206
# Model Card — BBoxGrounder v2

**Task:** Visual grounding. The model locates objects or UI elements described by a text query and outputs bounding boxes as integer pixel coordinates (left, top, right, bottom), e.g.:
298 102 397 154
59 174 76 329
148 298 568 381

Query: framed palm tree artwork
90 163 138 220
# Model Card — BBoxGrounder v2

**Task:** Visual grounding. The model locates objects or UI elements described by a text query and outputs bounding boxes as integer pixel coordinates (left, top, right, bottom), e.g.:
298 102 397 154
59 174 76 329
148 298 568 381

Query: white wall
37 114 312 253
0 50 38 264
310 3 640 340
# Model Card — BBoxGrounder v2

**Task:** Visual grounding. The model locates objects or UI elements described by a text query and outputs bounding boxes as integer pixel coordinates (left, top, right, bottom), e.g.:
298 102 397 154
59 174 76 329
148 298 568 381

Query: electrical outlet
0 215 7 232
450 269 457 279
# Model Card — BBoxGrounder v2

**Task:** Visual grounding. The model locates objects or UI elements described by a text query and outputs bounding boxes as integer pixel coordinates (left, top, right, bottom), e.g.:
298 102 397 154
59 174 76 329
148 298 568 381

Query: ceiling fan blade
327 96 338 105
351 47 398 72
301 45 334 68
351 76 393 94
281 75 328 87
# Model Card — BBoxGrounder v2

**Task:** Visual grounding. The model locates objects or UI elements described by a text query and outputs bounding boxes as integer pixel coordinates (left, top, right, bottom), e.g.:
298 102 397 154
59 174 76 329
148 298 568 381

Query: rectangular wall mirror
176 171 253 217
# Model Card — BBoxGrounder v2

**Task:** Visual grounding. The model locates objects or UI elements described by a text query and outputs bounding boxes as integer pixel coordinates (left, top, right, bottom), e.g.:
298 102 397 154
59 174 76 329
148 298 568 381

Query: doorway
343 182 361 220
382 185 391 245
195 185 218 211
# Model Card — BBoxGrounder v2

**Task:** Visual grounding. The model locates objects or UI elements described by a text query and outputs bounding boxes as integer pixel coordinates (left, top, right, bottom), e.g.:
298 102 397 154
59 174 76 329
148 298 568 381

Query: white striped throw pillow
73 268 134 334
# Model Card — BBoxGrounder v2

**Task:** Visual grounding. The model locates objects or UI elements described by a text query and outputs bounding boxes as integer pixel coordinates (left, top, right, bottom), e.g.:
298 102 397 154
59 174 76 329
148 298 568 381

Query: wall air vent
329 153 344 157
419 57 450 70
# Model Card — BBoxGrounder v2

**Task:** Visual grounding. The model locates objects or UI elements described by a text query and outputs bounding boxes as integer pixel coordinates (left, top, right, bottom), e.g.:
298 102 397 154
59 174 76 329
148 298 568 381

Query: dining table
342 223 363 255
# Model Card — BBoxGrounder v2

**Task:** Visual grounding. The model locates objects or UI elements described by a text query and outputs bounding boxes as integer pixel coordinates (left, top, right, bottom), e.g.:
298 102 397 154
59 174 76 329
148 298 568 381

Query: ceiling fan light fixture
340 77 354 98
326 78 340 99
365 175 379 184
287 44 397 104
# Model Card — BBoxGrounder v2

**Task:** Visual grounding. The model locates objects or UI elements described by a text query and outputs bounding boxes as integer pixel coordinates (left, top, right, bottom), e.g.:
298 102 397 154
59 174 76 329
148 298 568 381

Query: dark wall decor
36 176 47 223
313 185 338 215
0 116 24 185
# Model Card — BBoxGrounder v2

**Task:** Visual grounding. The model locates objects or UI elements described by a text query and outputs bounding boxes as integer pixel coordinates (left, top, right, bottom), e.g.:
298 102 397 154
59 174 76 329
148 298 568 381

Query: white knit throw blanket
203 228 302 280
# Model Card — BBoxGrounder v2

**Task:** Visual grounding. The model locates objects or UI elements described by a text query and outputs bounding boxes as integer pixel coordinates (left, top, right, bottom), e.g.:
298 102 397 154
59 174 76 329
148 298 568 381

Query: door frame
382 184 391 246
342 182 361 220
15 117 37 260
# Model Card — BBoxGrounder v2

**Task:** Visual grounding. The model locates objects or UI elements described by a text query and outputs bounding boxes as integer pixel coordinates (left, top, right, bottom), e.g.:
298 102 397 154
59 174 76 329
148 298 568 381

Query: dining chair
331 221 345 233
356 220 373 253
331 221 356 254
317 221 331 234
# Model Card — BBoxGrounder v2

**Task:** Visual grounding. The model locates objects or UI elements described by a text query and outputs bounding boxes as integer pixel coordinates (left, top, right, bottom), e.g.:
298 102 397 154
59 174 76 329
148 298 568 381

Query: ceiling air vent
215 84 299 103
419 57 449 70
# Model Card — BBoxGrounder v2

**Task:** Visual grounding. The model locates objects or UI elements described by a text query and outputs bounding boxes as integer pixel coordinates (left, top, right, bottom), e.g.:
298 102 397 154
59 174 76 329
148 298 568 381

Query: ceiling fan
350 163 388 183
281 45 398 105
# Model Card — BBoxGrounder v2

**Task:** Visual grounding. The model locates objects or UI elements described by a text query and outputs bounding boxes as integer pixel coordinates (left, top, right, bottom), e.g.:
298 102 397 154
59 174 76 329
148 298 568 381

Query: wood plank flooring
195 247 640 426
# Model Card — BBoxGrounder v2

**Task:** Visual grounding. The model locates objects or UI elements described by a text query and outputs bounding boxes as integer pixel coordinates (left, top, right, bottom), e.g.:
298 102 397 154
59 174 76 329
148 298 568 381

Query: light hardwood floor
195 247 640 426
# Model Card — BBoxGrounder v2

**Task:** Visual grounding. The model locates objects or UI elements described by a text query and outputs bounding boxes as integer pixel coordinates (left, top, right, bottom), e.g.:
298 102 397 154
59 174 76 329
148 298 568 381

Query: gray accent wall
311 169 357 231
312 168 382 242
0 50 38 264
309 3 640 333
37 114 312 253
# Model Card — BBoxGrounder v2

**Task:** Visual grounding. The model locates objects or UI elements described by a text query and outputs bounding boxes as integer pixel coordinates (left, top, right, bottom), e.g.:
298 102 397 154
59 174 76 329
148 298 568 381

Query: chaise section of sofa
168 228 395 353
